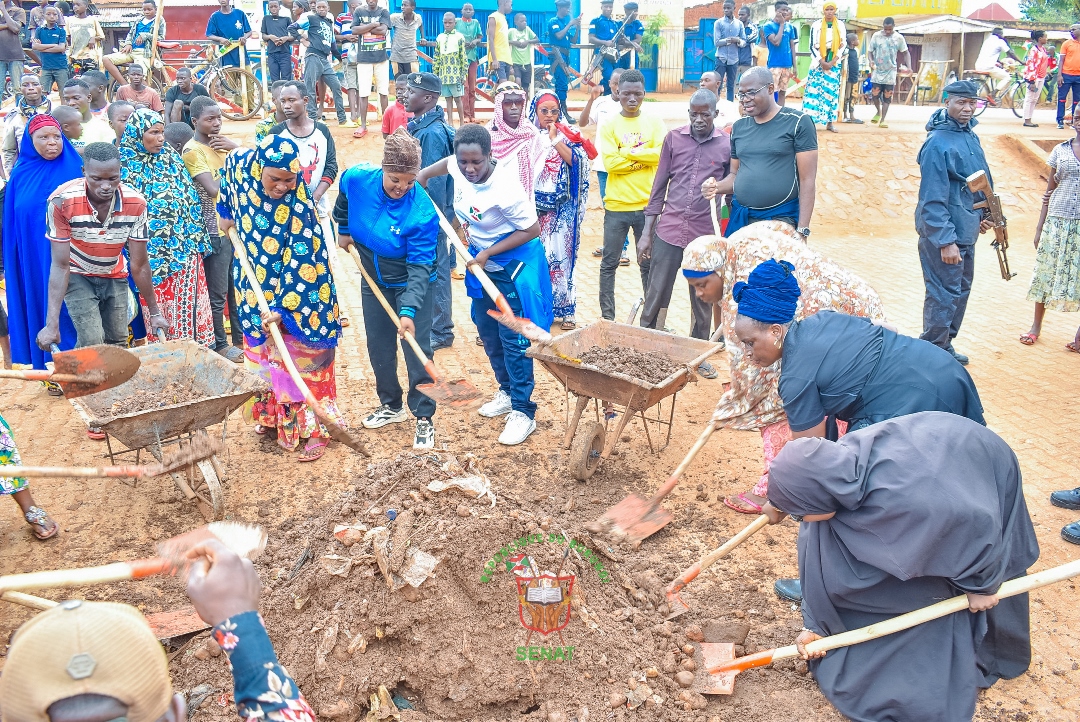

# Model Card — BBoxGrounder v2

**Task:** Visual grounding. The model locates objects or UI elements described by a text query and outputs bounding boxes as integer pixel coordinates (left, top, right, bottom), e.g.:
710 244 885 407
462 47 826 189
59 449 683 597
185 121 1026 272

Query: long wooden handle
428 203 515 317
0 465 153 479
2 591 59 610
709 196 721 236
0 370 83 383
711 557 1080 675
227 229 368 455
344 245 436 375
667 515 768 596
0 558 170 593
646 422 717 505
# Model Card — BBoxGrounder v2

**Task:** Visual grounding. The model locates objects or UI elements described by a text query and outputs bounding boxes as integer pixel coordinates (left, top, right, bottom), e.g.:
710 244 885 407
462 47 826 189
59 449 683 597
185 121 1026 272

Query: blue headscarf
2 119 82 369
217 134 340 349
732 258 801 324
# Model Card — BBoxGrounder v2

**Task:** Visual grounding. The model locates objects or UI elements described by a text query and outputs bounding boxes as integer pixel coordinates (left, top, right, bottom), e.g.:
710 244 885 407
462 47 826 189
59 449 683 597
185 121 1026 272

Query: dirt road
1 105 1077 722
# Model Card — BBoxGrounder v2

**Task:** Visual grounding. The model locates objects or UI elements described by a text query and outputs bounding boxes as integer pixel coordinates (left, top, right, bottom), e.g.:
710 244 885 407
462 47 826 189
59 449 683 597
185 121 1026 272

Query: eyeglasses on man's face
736 85 769 101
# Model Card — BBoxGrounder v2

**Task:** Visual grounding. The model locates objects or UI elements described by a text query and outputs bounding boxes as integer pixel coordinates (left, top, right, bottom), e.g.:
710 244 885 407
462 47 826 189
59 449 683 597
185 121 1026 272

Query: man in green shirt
508 13 538 94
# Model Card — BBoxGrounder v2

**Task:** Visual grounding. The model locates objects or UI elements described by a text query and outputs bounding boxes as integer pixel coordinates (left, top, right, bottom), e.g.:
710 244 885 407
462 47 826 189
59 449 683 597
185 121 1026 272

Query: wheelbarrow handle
226 228 369 456
344 244 440 380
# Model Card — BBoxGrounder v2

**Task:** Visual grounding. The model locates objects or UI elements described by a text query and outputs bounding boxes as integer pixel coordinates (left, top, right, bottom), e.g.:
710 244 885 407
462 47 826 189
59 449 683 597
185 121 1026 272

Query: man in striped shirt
36 142 167 351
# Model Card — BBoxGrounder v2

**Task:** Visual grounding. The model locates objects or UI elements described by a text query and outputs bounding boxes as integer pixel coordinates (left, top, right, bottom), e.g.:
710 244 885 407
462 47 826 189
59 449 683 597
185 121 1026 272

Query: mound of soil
168 453 837 722
108 383 199 415
578 346 680 385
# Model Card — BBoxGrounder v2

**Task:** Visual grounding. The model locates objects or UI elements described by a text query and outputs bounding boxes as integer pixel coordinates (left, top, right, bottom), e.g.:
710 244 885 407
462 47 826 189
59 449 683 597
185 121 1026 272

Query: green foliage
1019 0 1079 24
639 11 669 69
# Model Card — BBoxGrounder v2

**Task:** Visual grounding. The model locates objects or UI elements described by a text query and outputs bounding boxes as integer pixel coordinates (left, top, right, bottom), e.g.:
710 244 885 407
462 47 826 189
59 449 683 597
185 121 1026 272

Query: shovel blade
416 379 484 408
145 604 211 641
587 494 674 544
665 591 691 620
485 309 553 344
51 344 140 398
698 643 738 695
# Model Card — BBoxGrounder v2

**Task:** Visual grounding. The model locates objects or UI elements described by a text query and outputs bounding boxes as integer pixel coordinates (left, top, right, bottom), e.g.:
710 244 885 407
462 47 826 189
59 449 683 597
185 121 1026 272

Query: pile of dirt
108 383 199 415
168 452 834 721
578 346 680 385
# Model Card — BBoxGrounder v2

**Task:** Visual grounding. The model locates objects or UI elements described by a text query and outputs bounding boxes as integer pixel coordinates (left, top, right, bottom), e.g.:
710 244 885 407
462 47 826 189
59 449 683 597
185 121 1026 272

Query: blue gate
683 18 716 85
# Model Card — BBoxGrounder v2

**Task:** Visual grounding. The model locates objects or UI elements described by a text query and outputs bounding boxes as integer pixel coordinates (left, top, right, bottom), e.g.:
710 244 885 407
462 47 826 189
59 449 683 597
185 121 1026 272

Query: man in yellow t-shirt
181 95 243 361
598 68 667 322
486 0 512 82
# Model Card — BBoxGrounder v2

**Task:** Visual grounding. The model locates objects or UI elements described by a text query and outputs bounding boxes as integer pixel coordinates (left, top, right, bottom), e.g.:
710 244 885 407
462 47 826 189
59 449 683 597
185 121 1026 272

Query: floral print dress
1027 141 1080 312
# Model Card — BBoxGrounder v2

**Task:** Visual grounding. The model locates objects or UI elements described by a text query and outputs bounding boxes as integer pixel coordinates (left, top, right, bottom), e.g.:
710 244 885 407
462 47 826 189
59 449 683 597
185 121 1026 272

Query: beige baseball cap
0 600 172 722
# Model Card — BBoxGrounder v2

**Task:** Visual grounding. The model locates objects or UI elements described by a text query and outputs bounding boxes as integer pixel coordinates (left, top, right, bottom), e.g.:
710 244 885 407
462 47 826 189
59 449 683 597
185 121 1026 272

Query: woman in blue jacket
334 129 440 450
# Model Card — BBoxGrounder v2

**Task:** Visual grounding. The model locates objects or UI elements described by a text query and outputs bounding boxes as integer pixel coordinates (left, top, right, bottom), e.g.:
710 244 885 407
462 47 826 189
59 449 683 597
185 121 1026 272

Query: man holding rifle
915 80 996 366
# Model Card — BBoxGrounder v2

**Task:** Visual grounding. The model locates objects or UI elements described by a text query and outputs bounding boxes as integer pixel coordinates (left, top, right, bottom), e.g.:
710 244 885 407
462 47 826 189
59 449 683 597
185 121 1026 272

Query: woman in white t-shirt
418 124 550 446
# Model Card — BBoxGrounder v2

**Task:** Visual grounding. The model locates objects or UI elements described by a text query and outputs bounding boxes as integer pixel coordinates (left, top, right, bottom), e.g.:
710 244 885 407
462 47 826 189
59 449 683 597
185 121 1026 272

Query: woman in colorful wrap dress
118 108 214 345
679 221 886 515
803 2 847 133
767 412 1039 722
527 90 591 328
216 134 343 462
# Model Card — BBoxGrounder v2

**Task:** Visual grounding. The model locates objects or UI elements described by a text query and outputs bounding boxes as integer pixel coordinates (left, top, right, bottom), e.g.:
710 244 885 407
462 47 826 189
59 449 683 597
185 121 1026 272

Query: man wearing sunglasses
704 65 817 239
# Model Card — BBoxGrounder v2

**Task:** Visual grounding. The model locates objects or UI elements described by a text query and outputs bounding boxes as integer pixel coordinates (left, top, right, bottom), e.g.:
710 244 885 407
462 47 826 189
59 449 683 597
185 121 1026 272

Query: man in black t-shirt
703 66 817 238
289 0 346 125
261 0 294 82
164 67 210 127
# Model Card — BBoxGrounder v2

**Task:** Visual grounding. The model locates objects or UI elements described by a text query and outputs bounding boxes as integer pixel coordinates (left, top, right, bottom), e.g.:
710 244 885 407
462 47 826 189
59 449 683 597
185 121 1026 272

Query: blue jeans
1057 73 1080 124
472 271 536 418
267 53 293 82
918 237 974 351
431 230 454 348
714 61 738 102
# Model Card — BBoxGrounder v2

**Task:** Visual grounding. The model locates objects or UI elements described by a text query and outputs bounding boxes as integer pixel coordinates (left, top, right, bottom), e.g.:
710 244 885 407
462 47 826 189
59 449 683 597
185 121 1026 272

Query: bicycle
107 40 263 121
964 62 1026 117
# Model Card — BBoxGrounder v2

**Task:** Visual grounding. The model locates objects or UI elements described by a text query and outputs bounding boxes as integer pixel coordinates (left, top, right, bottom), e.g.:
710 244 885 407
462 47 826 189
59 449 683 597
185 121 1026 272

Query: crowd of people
1 3 1080 721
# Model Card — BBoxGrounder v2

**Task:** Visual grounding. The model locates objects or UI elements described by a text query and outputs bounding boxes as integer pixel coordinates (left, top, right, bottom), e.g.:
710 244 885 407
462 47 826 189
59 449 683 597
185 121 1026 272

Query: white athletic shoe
362 404 408 429
413 418 435 450
478 390 513 418
498 410 536 445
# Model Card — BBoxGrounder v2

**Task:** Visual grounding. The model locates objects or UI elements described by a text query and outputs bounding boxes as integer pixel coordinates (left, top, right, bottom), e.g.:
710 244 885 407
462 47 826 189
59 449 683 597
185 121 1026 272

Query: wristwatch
797 226 811 238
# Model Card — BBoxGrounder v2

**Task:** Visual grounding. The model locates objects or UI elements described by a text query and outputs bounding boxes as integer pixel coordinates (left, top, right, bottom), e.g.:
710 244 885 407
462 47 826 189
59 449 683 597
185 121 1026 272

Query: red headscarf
28 114 61 136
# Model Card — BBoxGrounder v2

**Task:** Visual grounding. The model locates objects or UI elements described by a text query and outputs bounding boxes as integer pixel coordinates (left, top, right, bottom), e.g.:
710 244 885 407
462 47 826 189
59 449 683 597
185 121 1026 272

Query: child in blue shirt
761 0 798 106
32 6 68 94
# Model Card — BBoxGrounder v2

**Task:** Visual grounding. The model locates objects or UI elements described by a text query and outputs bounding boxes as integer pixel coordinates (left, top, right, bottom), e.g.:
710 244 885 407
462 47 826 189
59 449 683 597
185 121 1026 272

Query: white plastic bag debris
426 475 496 507
400 548 439 588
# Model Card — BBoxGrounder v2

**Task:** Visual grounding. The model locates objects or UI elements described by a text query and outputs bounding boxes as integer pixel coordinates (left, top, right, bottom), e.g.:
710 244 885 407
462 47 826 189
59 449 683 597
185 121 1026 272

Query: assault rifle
966 170 1016 281
575 10 638 88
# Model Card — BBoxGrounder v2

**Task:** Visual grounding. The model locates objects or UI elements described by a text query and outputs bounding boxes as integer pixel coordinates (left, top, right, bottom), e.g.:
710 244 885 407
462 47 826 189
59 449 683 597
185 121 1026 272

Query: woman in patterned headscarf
679 221 886 514
119 108 214 345
217 134 343 462
528 90 591 329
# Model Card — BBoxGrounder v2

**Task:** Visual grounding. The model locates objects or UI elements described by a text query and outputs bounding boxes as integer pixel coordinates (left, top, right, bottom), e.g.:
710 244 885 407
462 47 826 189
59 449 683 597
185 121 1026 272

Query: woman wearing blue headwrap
732 257 987 602
217 134 343 463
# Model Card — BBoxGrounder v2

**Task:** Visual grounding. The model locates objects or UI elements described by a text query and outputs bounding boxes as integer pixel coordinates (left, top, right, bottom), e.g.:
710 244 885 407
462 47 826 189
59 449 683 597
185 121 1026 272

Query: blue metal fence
684 19 716 85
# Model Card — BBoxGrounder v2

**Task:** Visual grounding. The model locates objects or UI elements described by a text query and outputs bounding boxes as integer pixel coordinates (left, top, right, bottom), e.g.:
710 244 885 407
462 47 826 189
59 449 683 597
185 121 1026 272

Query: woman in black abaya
766 411 1039 722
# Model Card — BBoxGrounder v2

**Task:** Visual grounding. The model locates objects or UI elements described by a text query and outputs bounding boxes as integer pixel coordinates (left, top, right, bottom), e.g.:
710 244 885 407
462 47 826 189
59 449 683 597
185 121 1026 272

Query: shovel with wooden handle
665 514 769 620
2 591 211 641
0 433 223 480
0 344 140 398
697 557 1080 695
0 521 266 594
344 244 482 407
226 228 369 456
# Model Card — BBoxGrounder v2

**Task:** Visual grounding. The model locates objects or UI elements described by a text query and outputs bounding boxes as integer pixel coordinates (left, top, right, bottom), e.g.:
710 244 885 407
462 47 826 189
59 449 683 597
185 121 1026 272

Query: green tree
1019 0 1079 24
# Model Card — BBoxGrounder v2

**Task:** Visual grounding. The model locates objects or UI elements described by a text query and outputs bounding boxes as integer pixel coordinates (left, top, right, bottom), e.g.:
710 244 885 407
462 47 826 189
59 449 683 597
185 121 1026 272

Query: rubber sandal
451 270 465 280
1066 342 1080 354
1019 333 1038 346
723 492 764 514
352 128 368 139
560 319 577 330
86 427 106 441
340 316 351 328
298 439 328 462
475 336 485 346
878 122 889 129
45 381 64 397
254 424 269 435
620 256 630 266
25 506 59 540
592 247 603 257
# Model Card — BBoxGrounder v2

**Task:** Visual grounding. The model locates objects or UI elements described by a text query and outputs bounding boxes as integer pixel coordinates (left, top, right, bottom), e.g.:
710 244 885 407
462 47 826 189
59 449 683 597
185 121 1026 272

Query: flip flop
878 122 889 129
1066 342 1080 353
560 319 577 330
254 424 269 435
340 316 351 328
86 427 106 441
1019 333 1038 346
352 128 369 139
723 492 764 514
298 439 328 462
25 506 59 540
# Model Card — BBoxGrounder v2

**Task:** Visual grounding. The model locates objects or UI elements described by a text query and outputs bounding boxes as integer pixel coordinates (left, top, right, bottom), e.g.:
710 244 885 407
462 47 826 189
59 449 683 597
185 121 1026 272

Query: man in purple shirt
638 89 730 374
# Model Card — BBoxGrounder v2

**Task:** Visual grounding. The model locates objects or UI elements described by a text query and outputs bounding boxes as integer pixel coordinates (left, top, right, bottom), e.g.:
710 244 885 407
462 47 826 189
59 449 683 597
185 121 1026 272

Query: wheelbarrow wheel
187 455 225 522
569 421 605 481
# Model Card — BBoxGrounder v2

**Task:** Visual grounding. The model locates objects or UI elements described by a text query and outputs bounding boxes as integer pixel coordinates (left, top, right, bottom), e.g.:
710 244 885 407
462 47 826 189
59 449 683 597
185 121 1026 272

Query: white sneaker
362 404 408 429
498 410 535 445
413 418 435 450
478 390 513 418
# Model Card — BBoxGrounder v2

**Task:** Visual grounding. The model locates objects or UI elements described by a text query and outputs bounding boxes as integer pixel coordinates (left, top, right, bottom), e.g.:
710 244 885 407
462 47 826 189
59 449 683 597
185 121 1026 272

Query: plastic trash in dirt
399 547 439 588
426 475 496 507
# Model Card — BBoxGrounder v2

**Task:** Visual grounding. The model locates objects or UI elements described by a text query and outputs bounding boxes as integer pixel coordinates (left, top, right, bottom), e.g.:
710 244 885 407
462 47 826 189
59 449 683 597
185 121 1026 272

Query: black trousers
639 235 711 339
361 277 436 419
203 234 243 349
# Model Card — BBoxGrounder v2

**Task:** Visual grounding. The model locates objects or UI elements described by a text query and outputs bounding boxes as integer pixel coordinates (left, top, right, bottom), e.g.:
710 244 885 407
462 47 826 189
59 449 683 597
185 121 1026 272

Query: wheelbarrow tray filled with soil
528 321 724 480
528 320 722 412
70 340 267 451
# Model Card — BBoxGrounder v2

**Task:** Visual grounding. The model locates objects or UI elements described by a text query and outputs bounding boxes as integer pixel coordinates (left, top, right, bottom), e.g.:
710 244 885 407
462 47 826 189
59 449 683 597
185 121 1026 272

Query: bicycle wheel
210 66 263 121
972 77 992 117
1007 81 1026 118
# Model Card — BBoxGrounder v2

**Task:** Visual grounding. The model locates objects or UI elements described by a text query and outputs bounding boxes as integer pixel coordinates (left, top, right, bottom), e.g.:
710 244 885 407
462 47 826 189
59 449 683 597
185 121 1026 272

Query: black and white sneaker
362 404 408 429
413 418 435 450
